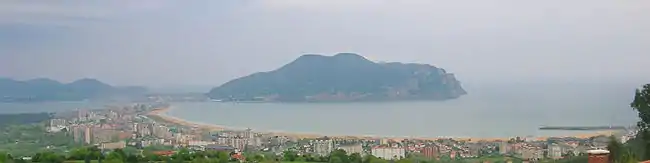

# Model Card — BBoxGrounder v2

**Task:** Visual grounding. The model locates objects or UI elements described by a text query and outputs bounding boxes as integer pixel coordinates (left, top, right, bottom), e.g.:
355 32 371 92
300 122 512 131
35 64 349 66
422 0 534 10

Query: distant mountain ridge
0 78 148 102
207 53 467 102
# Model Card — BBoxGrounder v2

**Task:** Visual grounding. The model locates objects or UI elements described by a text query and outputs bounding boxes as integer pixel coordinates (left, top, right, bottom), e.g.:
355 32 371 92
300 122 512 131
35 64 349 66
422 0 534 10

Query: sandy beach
146 107 617 142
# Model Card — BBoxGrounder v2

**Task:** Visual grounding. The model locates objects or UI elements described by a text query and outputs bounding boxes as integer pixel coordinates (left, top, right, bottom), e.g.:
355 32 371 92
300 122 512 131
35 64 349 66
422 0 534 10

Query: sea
166 83 640 138
0 83 641 138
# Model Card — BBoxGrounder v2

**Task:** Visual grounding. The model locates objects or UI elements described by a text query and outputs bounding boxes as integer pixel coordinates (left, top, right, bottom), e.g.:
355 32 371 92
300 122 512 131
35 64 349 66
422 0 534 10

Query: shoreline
146 107 618 142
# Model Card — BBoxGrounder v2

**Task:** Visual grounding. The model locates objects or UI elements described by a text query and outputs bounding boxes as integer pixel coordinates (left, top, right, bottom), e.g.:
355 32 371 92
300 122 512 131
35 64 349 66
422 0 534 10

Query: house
152 150 175 156
205 144 236 152
231 152 246 162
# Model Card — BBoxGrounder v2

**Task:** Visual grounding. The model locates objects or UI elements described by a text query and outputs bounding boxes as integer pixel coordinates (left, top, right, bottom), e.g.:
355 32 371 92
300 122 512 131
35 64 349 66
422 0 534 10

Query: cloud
0 0 649 86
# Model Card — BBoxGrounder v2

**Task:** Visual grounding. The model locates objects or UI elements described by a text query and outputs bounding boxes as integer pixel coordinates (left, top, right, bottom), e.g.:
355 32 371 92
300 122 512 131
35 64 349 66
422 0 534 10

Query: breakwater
539 126 627 131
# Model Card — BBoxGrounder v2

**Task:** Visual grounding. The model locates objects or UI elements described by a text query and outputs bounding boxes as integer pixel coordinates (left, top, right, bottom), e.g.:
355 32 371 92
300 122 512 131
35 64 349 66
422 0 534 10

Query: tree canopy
631 84 650 160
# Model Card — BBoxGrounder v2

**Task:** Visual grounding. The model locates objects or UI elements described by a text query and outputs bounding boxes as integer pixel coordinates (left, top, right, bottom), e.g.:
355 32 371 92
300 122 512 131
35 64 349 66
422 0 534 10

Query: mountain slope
0 78 148 102
207 53 466 102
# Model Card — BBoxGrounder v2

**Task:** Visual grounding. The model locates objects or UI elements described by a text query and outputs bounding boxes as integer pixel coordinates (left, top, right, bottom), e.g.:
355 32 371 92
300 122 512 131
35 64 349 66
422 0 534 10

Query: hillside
0 78 148 102
207 53 466 102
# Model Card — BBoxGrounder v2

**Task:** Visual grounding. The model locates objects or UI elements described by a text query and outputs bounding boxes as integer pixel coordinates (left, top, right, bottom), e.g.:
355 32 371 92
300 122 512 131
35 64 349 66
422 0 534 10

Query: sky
0 0 649 88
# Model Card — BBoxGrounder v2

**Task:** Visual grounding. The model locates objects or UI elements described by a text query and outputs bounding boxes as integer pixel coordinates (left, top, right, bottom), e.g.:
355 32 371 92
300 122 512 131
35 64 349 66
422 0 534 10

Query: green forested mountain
207 53 466 102
0 78 147 102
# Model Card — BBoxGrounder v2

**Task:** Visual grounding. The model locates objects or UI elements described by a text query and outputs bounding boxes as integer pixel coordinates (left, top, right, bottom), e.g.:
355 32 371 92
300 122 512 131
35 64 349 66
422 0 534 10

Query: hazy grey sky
1 0 649 87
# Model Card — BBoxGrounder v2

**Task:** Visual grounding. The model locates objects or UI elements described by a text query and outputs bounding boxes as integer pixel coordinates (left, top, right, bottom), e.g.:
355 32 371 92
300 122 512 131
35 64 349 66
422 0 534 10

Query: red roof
152 151 175 156
232 153 245 160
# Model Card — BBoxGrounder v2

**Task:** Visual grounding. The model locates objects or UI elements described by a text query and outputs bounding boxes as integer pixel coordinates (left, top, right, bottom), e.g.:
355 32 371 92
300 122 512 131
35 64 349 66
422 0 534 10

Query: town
1 102 634 163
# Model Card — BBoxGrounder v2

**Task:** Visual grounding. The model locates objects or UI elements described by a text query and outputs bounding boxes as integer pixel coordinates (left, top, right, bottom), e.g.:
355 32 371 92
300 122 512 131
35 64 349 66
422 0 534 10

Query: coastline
146 107 617 142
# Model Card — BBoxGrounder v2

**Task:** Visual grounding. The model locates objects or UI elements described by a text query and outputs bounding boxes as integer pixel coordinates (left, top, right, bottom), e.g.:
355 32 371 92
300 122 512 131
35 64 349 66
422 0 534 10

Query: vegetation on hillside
0 123 79 157
207 53 466 102
0 113 51 128
0 78 147 102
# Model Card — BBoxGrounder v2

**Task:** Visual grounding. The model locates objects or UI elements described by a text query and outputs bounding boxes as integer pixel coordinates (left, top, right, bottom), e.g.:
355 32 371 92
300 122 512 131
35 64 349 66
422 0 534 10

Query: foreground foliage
631 84 650 160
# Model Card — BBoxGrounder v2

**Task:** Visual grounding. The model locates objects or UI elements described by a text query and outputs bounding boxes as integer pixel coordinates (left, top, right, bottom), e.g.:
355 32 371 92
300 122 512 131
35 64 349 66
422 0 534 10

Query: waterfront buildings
135 123 153 136
548 143 563 159
84 126 92 144
338 144 364 156
522 148 544 161
312 139 334 157
100 141 127 150
499 142 509 154
420 146 440 159
49 119 66 127
71 126 85 143
28 102 615 162
371 146 405 160
243 128 253 139
153 125 172 138
206 144 236 152
214 132 249 150
189 140 216 146
93 129 118 143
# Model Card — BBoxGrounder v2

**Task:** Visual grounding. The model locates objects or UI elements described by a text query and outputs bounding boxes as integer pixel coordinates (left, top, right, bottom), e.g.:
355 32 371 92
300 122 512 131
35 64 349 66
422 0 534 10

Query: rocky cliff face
207 53 467 102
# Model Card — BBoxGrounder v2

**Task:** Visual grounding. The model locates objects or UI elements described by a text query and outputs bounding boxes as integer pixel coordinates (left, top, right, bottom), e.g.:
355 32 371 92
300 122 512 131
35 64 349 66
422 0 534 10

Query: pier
539 126 627 131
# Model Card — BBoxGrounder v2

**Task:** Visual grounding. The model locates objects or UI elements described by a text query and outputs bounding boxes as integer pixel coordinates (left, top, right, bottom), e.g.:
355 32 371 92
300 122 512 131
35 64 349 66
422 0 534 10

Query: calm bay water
167 83 640 138
0 83 640 138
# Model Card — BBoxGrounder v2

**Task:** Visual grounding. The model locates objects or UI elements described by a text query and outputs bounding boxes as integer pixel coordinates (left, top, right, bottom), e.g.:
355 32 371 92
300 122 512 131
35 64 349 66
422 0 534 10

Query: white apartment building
371 147 405 160
548 144 563 159
312 139 334 157
49 119 67 127
338 144 364 156
188 140 216 146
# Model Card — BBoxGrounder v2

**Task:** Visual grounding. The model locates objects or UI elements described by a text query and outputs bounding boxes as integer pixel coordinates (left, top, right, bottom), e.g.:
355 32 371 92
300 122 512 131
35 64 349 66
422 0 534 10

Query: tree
283 150 298 162
190 157 211 163
329 149 349 163
143 150 162 161
32 152 64 163
0 152 12 162
620 149 639 163
215 151 230 163
330 157 344 163
349 153 363 163
296 155 307 162
608 136 624 163
106 149 128 163
68 147 91 160
125 155 140 163
172 148 192 161
363 155 387 163
252 154 265 162
396 158 413 163
631 84 650 160
632 84 650 130
88 146 104 160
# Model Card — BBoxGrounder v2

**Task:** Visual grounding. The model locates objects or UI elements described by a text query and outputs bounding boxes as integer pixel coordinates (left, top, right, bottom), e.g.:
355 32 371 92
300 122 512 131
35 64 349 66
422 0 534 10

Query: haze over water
0 82 639 137
0 102 108 114
167 83 639 138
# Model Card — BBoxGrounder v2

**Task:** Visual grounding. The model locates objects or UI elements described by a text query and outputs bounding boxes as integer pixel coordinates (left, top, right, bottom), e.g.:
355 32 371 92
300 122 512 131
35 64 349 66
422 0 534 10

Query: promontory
207 53 466 102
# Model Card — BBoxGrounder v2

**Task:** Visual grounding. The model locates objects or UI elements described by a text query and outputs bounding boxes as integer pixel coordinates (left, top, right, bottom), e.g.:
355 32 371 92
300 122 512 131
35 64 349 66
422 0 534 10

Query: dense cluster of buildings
47 104 187 149
43 103 632 162
255 135 622 162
